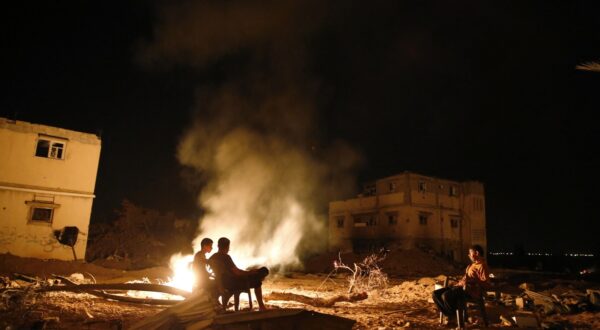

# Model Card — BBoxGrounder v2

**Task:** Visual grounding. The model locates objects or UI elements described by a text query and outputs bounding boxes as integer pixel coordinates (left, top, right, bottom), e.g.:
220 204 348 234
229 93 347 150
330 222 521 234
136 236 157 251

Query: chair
438 277 449 325
219 285 253 311
438 278 489 329
456 288 489 329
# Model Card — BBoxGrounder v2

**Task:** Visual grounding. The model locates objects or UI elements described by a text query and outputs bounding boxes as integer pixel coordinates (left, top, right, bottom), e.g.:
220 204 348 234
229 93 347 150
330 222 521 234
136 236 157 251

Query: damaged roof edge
0 117 101 145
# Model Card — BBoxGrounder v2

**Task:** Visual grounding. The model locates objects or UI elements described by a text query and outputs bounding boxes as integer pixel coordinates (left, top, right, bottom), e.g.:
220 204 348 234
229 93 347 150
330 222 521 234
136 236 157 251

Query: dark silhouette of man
192 237 214 293
208 237 269 310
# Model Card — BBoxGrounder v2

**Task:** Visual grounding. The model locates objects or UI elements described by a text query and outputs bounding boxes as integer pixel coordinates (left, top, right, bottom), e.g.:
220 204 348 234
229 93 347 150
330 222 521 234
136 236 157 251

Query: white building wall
0 118 100 260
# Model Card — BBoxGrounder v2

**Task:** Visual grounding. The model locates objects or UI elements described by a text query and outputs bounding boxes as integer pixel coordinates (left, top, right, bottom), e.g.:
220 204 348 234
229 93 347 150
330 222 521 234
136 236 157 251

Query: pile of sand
385 276 446 302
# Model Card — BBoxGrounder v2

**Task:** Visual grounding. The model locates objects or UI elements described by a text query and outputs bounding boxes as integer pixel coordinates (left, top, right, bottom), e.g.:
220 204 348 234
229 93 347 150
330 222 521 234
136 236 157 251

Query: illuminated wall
329 171 486 262
0 118 101 261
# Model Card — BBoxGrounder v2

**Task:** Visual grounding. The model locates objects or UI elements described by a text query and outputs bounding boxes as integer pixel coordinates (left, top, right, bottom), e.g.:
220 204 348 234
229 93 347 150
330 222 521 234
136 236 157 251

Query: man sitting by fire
192 237 217 295
208 237 269 310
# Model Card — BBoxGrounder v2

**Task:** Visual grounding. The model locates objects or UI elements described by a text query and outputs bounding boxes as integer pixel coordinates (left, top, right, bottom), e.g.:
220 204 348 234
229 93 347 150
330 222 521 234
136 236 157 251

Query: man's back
208 252 236 284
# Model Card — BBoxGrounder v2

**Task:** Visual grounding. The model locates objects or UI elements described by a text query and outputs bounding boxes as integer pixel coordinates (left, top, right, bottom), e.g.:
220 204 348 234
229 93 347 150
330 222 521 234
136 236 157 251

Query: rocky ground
1 252 599 329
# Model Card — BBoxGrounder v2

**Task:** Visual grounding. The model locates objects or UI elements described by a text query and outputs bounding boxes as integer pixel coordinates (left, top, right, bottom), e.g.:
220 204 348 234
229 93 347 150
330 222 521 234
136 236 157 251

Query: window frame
30 206 54 223
389 182 396 193
353 213 377 227
449 185 458 196
418 214 428 225
387 212 398 225
418 181 427 193
35 135 67 160
336 216 345 228
26 198 60 225
450 218 459 228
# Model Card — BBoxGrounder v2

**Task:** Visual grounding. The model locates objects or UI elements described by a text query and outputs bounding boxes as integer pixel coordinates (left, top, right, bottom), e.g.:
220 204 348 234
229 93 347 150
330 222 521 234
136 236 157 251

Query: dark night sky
3 1 599 253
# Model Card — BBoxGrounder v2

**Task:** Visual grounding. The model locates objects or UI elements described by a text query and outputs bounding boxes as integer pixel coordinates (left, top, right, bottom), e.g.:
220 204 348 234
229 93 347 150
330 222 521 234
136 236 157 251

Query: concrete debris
519 282 536 291
512 315 539 328
588 290 600 308
500 314 515 326
515 297 525 309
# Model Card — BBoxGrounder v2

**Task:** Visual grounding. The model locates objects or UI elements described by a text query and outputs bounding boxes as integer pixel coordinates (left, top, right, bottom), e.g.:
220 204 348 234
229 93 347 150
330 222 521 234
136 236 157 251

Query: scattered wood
129 291 219 330
84 288 182 305
13 273 40 283
37 283 191 299
265 291 368 307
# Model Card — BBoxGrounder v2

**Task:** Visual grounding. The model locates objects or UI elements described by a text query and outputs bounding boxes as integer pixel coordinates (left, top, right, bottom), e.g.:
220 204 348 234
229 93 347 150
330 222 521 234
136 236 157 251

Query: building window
363 183 376 196
418 181 426 192
389 182 397 192
27 195 60 224
449 186 458 196
419 214 428 225
450 218 459 228
387 213 398 225
35 136 66 159
336 216 345 228
31 207 54 223
353 214 377 227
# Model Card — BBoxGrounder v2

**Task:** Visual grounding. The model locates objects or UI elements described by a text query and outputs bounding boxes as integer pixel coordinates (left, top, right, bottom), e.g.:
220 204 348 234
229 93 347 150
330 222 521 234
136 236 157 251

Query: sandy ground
1 253 599 329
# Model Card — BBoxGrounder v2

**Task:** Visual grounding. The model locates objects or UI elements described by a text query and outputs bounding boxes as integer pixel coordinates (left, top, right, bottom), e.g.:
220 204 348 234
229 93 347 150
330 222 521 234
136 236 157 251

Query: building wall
0 118 101 260
329 172 486 262
0 190 93 260
0 119 100 192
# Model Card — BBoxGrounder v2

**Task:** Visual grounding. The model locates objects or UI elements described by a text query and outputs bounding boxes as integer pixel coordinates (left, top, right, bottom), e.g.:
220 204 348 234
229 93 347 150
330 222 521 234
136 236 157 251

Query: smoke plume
139 0 362 269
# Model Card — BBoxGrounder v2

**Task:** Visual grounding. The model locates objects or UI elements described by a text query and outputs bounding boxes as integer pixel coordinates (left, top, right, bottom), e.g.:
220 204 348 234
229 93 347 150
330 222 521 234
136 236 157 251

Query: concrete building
0 117 101 260
329 171 486 262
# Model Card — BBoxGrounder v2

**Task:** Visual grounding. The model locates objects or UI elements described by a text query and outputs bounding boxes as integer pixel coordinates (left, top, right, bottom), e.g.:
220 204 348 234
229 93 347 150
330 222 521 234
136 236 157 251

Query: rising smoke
139 0 362 269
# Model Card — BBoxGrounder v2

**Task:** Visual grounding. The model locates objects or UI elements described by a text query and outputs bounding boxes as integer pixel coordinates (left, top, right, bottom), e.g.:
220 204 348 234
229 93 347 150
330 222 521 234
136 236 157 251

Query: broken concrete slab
512 315 539 328
586 289 600 307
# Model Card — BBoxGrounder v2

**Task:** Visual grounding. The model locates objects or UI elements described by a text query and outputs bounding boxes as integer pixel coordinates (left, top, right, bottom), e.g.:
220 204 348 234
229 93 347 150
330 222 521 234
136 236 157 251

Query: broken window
363 183 376 196
336 216 345 228
418 214 428 225
387 213 398 225
418 181 426 192
31 207 53 223
35 136 66 159
353 214 377 227
449 185 458 196
389 182 396 192
450 218 459 228
27 195 60 224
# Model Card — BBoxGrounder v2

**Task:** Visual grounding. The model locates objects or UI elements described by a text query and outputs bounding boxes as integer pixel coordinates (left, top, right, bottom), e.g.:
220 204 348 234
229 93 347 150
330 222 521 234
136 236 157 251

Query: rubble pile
0 272 173 329
478 279 600 328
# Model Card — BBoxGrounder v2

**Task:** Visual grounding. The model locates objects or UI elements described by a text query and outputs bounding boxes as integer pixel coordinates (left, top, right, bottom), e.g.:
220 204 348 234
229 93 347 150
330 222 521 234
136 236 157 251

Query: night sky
3 1 599 253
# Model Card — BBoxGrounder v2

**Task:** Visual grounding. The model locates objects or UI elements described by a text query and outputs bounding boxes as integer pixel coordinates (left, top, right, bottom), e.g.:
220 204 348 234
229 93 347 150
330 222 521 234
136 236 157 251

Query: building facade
329 171 486 262
0 118 101 260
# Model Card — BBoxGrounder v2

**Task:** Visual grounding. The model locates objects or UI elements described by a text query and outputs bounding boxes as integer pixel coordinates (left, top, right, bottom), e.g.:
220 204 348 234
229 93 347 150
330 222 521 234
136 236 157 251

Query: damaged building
0 117 101 260
329 171 486 262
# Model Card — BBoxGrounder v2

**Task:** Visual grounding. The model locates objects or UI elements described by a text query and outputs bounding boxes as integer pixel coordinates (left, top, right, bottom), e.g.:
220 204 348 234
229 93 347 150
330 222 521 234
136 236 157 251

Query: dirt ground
1 252 599 329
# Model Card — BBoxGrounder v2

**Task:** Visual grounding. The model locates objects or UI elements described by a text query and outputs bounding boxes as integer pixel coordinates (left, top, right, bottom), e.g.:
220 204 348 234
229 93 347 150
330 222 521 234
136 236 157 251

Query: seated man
208 237 269 310
432 244 490 321
192 237 216 295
